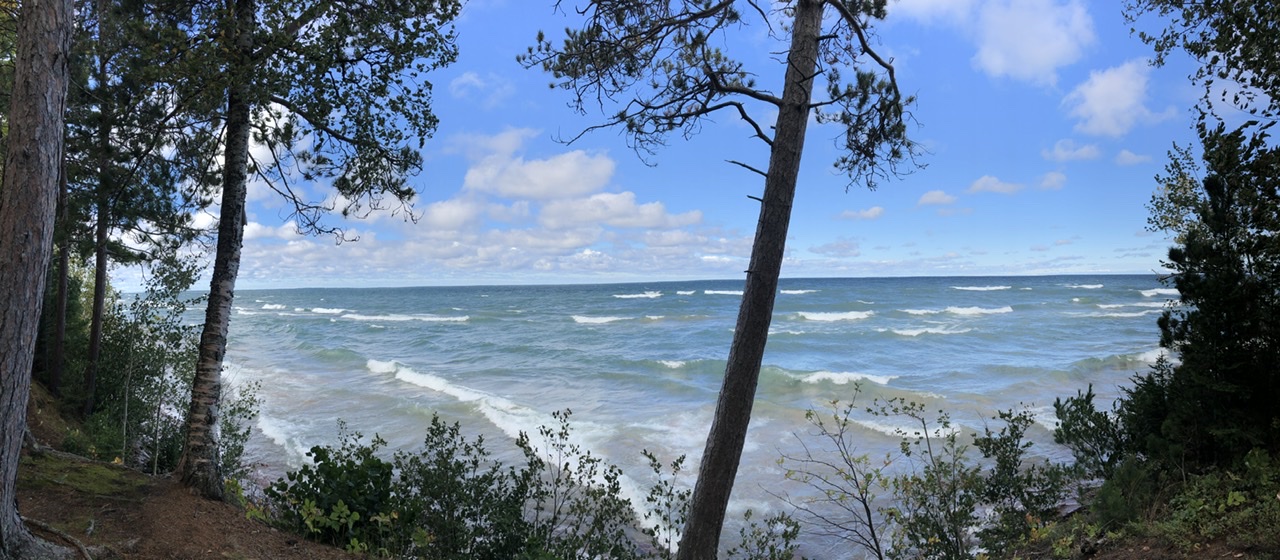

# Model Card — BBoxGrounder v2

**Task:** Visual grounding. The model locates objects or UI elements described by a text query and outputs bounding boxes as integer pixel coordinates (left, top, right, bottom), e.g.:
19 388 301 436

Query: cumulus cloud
1039 171 1067 190
967 175 1023 194
421 197 484 231
539 192 702 230
244 221 300 241
1042 139 1101 162
1064 59 1175 136
918 190 957 205
840 206 885 220
1115 149 1153 165
972 0 1095 86
449 71 515 109
464 149 615 199
810 237 862 258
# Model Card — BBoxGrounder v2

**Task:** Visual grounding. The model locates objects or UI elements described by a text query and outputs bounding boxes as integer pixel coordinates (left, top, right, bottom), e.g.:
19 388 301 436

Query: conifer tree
522 1 916 555
155 0 462 499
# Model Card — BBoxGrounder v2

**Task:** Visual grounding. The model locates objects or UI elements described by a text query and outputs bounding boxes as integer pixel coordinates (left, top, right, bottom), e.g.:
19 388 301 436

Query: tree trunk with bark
0 0 74 554
175 0 256 500
675 1 824 558
81 192 109 416
49 166 70 395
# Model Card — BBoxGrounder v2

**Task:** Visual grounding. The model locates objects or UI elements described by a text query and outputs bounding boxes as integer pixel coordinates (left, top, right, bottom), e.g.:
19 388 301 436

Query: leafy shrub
265 425 396 550
973 408 1071 554
1052 384 1123 480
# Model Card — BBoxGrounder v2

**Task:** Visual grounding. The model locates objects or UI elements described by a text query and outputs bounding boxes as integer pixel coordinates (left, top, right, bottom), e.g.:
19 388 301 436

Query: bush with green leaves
266 410 804 559
973 408 1071 554
1052 384 1123 481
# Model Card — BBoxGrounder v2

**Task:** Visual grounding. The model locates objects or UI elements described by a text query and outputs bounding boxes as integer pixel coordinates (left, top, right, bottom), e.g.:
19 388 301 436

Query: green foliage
724 509 803 560
878 399 982 560
1052 385 1123 481
640 450 691 559
1092 458 1159 529
972 408 1071 554
1134 125 1280 470
265 424 396 549
393 416 532 559
1150 449 1280 553
220 379 262 481
265 411 802 559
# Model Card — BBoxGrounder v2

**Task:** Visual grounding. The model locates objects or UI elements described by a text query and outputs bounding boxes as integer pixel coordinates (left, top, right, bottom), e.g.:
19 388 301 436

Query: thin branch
727 159 766 178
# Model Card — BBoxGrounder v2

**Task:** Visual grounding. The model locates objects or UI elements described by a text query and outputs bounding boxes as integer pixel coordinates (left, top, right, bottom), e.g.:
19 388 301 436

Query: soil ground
18 382 356 560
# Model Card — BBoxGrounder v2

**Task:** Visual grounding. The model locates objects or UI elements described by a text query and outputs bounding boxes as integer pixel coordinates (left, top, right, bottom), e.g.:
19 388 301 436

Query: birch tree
521 1 915 556
163 0 461 499
0 0 74 555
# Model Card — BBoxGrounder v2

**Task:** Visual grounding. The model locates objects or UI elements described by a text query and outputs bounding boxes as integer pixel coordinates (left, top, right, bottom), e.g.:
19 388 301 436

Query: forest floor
18 382 356 560
14 381 1267 560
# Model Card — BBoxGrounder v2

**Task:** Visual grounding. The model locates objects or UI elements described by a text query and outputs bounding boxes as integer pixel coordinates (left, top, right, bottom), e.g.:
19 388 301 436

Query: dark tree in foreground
166 0 461 499
522 1 915 556
1124 0 1280 470
0 0 74 555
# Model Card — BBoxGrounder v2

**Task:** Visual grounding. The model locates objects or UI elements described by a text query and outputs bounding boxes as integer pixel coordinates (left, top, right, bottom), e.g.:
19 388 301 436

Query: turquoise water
225 275 1170 556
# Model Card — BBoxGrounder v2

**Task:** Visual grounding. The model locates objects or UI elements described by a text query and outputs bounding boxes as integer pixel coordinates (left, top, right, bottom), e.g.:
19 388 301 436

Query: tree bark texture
49 166 70 395
176 0 256 500
0 0 74 555
675 1 823 558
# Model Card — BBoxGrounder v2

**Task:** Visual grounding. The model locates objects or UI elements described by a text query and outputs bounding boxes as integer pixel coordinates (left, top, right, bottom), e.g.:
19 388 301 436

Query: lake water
224 275 1171 557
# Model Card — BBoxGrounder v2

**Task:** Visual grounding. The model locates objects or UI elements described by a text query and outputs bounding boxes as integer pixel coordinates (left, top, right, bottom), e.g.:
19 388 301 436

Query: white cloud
1065 59 1176 136
244 221 300 241
539 192 702 230
810 237 862 258
918 190 957 205
972 0 1095 86
967 175 1023 194
449 71 515 109
1039 171 1067 190
840 206 885 220
465 149 616 200
1042 139 1100 162
421 197 484 231
1115 149 1153 165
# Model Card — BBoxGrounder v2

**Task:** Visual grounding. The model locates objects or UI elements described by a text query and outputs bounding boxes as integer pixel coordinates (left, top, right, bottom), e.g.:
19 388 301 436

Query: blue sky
158 0 1204 289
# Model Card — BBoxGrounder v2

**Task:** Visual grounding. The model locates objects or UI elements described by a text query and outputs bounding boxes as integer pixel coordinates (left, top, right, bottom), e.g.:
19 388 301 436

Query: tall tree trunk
49 164 70 395
0 0 74 554
675 1 823 558
81 47 113 417
81 194 109 416
176 0 256 500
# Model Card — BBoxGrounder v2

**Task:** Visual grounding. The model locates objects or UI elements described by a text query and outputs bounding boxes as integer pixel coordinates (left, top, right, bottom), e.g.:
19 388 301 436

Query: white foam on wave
343 313 469 322
902 308 942 315
1091 310 1161 318
262 303 287 310
1141 288 1179 297
801 370 897 386
235 308 259 316
852 418 960 439
370 359 652 527
257 413 313 463
797 310 874 322
614 291 662 299
1136 347 1172 363
705 290 744 296
891 326 973 337
659 360 686 369
676 290 696 296
952 285 1011 291
573 315 628 324
311 307 347 314
946 306 1012 316
1066 284 1104 289
781 289 817 295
